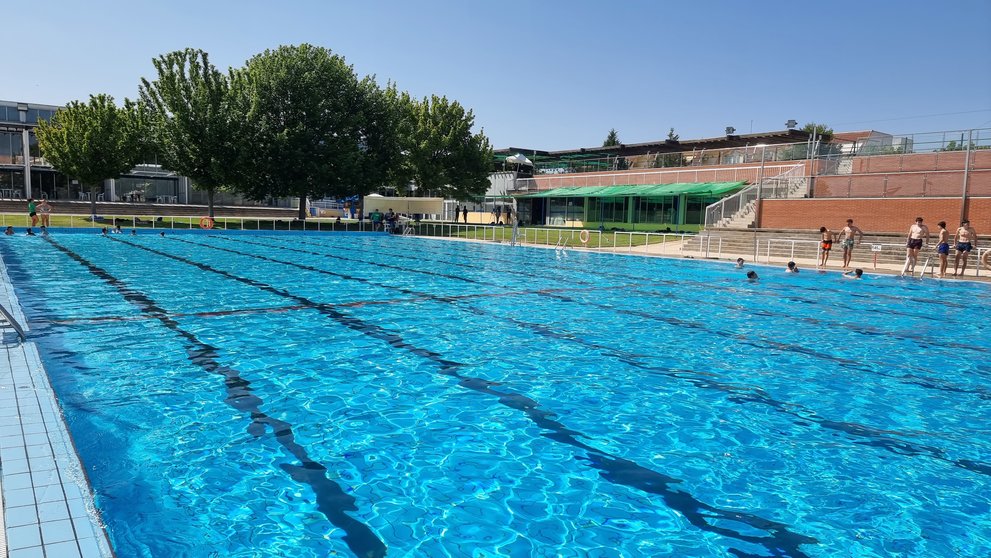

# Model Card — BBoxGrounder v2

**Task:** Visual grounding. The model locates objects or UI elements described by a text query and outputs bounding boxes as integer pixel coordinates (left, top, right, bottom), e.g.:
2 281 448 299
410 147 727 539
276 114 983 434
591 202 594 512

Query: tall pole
22 128 32 199
960 129 973 222
756 144 767 226
753 144 767 261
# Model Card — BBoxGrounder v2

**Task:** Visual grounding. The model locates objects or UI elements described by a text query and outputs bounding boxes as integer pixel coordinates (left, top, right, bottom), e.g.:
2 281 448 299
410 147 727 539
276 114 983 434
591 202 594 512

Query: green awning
518 181 745 198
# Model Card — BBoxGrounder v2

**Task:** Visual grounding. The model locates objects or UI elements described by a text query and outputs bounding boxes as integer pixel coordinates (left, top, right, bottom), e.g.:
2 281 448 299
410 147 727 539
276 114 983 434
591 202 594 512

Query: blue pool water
1 231 990 557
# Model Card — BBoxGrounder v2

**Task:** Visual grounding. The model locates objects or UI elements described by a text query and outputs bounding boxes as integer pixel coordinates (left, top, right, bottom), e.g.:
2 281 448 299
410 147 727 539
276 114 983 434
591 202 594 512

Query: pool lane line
114 236 821 557
38 283 629 328
227 235 991 398
202 235 991 476
210 234 520 290
272 235 971 347
43 237 388 558
323 234 969 327
356 234 976 311
302 232 973 315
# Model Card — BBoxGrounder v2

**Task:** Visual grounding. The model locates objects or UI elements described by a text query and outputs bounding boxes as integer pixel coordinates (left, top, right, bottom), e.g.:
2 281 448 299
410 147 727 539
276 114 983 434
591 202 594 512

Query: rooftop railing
523 127 991 176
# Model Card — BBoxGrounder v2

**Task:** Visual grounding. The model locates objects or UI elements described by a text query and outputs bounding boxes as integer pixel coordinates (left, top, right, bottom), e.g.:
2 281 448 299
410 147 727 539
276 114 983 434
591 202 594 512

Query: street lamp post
753 144 767 260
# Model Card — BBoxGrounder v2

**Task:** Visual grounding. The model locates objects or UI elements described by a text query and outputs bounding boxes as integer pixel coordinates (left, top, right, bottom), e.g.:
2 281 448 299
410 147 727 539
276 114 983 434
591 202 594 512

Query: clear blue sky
8 0 991 150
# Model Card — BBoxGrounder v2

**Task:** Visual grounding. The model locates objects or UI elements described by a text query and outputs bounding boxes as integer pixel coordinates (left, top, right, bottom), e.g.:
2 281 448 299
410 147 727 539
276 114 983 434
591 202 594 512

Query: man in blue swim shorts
953 219 978 276
935 221 950 278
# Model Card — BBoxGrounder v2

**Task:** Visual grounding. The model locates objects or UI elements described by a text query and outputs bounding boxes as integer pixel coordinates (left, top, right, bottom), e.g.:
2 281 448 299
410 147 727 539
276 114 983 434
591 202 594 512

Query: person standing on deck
27 199 38 227
953 219 978 277
37 199 54 227
839 219 864 269
818 226 834 268
462 205 468 223
900 217 929 277
935 221 950 278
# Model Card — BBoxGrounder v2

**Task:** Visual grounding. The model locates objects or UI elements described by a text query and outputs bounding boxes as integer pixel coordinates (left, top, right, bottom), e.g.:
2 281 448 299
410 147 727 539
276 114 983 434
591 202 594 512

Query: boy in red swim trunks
818 226 834 268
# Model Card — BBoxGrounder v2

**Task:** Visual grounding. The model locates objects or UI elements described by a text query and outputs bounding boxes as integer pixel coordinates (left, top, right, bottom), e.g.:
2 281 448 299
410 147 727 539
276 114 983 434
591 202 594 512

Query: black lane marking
333 235 969 336
211 235 991 476
114 236 820 557
280 235 981 354
248 235 991 400
44 237 387 558
211 234 518 290
358 234 975 311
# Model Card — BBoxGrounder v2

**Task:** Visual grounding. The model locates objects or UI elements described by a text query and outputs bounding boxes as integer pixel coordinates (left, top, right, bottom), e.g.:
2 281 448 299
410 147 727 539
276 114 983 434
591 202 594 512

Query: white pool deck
0 260 113 558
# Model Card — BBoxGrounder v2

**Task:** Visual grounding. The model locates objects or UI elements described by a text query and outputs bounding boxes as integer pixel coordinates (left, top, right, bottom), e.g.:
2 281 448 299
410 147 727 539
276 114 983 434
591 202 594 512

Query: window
0 132 13 164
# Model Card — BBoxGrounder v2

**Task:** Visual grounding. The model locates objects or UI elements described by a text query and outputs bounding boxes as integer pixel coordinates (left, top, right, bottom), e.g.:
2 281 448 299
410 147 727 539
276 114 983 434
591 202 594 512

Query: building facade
0 99 291 208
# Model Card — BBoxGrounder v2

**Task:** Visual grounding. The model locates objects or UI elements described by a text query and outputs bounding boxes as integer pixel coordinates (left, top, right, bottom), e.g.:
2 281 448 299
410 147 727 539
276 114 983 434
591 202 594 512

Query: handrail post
0 303 26 342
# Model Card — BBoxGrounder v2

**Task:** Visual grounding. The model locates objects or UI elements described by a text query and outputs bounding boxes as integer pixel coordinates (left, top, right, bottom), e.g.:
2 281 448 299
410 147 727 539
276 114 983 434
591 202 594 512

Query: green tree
603 128 620 147
35 94 144 216
140 48 244 218
666 127 679 141
398 94 493 199
236 44 378 220
802 122 834 141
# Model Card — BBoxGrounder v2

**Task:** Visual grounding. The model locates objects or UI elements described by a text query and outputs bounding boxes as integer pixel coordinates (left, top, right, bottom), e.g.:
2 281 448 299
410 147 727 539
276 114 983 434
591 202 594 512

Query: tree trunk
298 197 307 221
207 188 215 219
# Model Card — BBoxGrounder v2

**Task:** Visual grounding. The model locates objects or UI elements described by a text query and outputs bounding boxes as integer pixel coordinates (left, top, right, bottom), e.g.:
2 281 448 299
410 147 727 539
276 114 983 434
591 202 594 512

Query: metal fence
688 233 989 278
0 214 382 232
516 162 803 192
530 140 818 175
414 222 696 255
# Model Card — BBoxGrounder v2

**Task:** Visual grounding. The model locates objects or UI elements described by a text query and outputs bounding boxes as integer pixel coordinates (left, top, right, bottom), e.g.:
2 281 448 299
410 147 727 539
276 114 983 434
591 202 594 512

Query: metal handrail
0 303 26 342
703 165 806 228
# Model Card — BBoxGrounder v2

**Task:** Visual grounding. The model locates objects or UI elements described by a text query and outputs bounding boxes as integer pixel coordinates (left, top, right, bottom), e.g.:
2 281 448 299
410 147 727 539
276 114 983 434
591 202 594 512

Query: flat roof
517 181 746 198
496 129 811 160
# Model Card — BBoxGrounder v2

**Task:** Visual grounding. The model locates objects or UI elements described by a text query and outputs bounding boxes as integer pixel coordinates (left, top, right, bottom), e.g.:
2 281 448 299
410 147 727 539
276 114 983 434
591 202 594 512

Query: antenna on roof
725 126 736 136
785 119 798 129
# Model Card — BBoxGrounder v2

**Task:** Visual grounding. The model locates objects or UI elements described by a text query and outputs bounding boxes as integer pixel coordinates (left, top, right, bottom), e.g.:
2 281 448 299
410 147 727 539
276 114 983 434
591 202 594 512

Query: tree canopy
802 122 834 140
35 94 144 214
140 48 244 218
603 128 620 147
396 94 493 199
38 44 496 216
235 44 387 219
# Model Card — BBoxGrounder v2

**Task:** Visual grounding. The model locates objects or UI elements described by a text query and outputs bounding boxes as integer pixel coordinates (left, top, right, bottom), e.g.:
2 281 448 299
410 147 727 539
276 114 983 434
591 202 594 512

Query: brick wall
814 169 991 198
760 197 991 234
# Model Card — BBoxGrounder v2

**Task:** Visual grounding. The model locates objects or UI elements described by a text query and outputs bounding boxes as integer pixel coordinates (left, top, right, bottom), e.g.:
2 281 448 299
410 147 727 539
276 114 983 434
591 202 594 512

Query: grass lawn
412 224 693 248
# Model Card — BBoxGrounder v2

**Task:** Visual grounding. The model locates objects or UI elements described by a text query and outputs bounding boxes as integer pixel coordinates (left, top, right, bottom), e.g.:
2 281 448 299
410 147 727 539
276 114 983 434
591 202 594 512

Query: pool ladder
0 303 26 342
510 218 520 247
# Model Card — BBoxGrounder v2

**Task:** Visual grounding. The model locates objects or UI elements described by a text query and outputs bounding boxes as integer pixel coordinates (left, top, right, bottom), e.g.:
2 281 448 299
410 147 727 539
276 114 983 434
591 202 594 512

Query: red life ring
579 229 590 244
199 217 215 230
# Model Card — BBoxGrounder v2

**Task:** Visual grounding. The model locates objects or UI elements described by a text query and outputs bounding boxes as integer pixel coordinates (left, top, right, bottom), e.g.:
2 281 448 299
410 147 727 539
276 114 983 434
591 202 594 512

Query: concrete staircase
707 165 809 229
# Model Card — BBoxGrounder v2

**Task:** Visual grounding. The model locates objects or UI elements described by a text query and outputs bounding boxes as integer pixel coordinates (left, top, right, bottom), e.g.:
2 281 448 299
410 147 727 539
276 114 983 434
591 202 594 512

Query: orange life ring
199 217 215 230
579 229 590 245
982 250 991 271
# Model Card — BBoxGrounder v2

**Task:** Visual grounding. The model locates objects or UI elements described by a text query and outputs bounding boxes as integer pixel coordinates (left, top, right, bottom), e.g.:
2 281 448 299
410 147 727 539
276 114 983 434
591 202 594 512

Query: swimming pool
2 231 989 557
